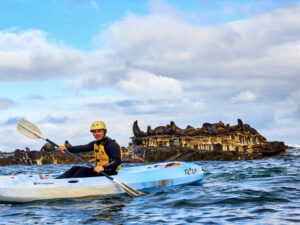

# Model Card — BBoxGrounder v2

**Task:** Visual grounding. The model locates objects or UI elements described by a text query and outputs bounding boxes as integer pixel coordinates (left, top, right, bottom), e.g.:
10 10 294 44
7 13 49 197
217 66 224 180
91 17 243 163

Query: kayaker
56 121 122 179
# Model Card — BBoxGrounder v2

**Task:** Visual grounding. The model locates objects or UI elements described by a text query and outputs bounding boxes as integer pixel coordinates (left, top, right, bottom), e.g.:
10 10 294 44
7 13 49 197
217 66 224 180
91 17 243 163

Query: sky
0 0 300 151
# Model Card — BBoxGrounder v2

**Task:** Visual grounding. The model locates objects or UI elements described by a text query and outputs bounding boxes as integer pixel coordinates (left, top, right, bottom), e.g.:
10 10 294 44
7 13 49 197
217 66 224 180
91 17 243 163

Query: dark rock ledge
0 143 144 166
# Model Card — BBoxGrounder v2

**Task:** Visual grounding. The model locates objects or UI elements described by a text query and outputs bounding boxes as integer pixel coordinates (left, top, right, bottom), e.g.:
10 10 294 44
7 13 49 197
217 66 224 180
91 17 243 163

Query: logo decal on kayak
184 168 198 175
33 182 54 185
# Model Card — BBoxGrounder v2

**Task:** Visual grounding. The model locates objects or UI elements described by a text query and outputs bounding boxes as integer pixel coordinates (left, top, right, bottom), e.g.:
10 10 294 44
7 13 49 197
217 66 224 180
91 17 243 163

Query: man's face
92 129 105 141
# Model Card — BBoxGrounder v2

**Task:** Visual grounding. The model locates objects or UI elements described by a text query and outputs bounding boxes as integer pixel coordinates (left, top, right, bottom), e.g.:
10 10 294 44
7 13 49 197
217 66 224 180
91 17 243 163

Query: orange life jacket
93 140 122 172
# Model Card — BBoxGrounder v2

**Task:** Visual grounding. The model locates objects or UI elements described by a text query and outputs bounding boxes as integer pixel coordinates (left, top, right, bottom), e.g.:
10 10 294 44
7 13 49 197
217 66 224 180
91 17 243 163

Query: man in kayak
56 121 122 179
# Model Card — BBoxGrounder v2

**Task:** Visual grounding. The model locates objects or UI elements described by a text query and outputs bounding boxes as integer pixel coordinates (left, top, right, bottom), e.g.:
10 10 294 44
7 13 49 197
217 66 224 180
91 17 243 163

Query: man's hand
59 145 66 153
94 166 104 173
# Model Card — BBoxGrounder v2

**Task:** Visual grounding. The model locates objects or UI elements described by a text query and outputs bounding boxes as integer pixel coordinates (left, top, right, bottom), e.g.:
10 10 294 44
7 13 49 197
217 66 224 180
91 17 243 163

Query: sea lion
147 125 154 136
203 123 218 135
183 125 196 135
153 126 166 135
229 125 237 132
249 127 258 134
243 124 258 134
133 120 141 137
213 121 225 129
132 120 147 137
213 121 225 133
237 118 244 127
185 128 207 136
40 143 55 152
170 121 177 134
163 121 177 135
175 128 186 136
217 124 230 134
229 120 240 131
170 121 186 135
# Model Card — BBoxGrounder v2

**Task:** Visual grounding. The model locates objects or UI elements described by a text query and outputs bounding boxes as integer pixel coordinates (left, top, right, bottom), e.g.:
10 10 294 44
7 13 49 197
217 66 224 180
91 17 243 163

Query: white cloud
117 69 182 99
0 30 83 81
1 2 300 150
231 90 257 102
95 4 300 86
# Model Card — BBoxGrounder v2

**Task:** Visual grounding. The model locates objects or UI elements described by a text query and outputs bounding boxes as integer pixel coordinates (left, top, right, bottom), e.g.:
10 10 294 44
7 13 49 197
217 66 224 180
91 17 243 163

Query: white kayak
0 161 204 202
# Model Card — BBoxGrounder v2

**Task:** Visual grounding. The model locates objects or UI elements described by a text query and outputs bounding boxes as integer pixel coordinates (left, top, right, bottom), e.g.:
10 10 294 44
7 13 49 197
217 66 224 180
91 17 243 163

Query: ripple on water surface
0 149 300 224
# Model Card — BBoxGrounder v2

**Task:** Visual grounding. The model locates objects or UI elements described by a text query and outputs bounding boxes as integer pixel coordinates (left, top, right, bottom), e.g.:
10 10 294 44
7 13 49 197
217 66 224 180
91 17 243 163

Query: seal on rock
203 123 218 135
132 120 147 137
147 125 154 136
163 121 177 135
237 118 244 127
40 143 55 152
153 126 165 135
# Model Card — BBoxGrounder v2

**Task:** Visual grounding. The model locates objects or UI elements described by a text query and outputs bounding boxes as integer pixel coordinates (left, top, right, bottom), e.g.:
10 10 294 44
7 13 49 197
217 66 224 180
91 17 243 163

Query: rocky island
131 119 286 161
0 119 286 166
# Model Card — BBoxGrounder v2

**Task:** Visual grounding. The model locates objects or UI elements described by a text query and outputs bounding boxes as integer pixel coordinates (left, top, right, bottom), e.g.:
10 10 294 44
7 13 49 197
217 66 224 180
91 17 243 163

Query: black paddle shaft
46 138 59 147
45 138 94 167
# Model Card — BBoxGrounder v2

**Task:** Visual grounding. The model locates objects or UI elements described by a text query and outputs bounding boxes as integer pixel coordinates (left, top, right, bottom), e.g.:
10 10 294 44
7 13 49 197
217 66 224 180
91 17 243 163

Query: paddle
17 118 145 197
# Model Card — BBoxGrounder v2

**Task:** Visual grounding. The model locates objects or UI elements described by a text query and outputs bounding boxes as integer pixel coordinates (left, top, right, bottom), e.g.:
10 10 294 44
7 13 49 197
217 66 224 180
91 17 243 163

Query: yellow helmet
90 121 107 132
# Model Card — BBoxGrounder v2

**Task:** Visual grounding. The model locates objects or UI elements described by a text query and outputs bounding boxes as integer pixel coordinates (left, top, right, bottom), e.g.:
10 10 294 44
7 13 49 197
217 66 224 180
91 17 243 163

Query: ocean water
0 148 299 225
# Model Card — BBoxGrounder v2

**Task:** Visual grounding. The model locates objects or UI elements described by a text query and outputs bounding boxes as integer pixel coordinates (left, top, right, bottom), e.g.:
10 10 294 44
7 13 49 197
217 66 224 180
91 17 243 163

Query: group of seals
133 119 259 138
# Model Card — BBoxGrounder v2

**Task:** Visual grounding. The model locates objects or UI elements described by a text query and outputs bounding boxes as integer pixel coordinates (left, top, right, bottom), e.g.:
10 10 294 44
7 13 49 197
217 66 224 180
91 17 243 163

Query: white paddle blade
113 179 145 197
17 119 43 139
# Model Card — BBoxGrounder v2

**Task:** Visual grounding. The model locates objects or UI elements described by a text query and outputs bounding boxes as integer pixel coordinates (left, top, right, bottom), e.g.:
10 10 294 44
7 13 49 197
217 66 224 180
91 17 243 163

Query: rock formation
0 148 94 166
131 119 286 161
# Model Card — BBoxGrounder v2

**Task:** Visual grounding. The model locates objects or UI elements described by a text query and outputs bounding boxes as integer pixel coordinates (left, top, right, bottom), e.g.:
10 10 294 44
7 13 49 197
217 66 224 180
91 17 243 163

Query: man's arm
67 141 95 153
